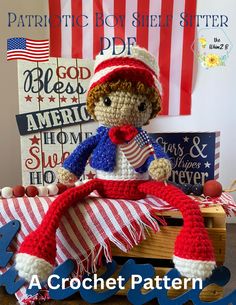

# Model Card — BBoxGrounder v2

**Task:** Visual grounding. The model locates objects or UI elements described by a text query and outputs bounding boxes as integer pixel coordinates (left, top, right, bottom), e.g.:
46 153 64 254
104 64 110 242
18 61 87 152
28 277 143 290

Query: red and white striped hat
88 45 162 95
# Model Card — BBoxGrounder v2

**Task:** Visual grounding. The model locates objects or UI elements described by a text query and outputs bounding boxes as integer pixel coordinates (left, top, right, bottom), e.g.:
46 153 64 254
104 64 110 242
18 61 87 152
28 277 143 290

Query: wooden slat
212 215 226 228
117 282 224 302
96 266 224 301
18 61 43 186
158 205 225 218
38 58 63 185
157 205 226 228
111 227 226 262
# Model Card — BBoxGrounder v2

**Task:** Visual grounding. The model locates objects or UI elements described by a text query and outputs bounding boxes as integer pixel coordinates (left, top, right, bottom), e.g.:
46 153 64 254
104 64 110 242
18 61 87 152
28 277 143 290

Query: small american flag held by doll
120 130 155 169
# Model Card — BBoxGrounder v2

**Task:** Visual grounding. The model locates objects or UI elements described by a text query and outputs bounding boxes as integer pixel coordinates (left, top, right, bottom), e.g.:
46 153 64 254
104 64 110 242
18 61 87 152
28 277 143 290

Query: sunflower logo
204 54 220 68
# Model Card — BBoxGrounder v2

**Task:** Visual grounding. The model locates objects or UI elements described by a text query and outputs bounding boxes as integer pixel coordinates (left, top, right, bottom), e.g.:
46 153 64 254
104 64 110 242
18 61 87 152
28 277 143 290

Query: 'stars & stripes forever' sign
150 132 220 185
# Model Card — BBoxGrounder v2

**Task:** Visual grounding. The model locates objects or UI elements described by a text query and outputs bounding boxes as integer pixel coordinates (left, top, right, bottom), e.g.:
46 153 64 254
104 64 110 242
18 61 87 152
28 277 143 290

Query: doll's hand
148 158 172 181
57 167 78 185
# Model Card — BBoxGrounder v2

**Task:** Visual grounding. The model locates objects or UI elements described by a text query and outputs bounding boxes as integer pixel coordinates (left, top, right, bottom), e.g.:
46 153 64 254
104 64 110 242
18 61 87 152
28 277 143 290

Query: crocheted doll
15 46 215 282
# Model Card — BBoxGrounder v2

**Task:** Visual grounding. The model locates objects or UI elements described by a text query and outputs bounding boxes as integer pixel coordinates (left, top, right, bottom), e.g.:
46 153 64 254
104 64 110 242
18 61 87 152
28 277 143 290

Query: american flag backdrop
49 0 197 116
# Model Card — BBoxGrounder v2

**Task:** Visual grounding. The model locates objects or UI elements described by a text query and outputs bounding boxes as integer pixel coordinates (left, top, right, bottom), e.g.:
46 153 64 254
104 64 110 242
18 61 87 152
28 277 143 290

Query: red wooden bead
203 180 223 198
25 185 38 197
13 185 25 197
57 183 68 194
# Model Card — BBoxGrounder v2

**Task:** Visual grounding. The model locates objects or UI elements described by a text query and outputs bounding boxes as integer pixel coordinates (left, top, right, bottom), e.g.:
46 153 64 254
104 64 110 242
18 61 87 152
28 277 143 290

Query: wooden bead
1 187 13 199
47 184 59 196
57 183 68 194
25 185 38 197
13 185 25 197
37 186 49 197
203 180 223 198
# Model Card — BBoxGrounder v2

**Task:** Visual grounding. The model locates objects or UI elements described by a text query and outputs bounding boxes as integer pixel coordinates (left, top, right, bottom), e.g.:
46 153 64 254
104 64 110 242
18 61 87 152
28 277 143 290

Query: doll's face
94 90 153 127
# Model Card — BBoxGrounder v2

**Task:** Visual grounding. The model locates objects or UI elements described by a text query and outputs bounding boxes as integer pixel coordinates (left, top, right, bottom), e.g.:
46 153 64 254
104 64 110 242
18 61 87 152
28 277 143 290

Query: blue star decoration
0 220 20 268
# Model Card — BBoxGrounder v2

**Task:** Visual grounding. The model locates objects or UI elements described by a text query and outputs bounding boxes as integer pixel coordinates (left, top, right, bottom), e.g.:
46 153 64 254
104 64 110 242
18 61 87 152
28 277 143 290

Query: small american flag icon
120 131 155 169
7 37 49 62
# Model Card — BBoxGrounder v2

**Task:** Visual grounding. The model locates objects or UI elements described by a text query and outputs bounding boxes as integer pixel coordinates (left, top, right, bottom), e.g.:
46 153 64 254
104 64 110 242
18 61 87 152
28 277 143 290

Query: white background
147 0 236 217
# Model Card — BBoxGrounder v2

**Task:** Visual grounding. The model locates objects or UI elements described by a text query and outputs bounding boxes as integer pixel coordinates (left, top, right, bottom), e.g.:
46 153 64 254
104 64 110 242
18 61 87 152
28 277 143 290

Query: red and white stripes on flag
49 0 197 116
7 38 49 62
120 131 155 169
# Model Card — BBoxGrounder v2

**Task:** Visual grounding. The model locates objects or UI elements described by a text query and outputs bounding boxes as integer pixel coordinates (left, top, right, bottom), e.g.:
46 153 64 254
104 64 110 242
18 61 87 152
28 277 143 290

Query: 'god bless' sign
150 132 220 185
17 58 97 186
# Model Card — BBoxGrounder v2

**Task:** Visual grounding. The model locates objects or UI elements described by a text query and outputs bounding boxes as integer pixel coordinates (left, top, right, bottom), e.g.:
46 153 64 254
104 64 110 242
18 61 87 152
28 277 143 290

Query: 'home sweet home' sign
16 58 97 186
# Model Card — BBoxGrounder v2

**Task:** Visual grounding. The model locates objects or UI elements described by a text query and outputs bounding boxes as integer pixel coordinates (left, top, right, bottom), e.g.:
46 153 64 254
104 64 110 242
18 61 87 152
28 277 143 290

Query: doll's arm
58 134 100 184
147 139 172 181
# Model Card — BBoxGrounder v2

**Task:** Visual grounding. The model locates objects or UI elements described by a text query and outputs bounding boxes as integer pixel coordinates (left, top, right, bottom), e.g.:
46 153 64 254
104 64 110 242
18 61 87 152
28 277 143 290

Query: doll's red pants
16 179 216 281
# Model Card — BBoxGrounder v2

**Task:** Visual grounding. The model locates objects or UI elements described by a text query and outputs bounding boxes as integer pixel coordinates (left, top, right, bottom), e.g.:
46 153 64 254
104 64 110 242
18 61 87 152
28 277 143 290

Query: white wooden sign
17 58 98 186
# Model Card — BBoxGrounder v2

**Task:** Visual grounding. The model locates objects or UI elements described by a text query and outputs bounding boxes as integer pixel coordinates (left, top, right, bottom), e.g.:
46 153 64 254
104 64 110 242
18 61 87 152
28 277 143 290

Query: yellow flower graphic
199 37 207 48
205 54 220 68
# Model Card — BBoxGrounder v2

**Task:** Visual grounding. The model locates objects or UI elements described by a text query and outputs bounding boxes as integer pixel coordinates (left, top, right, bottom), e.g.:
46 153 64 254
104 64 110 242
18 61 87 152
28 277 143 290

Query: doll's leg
138 181 216 279
15 179 102 282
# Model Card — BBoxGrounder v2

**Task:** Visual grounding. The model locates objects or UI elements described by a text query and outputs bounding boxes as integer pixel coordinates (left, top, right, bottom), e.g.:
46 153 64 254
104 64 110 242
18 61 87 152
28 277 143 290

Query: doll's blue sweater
63 126 168 179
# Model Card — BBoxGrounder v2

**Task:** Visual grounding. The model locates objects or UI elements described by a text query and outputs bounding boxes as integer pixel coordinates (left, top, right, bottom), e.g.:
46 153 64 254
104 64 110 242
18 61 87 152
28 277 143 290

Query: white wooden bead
47 184 59 196
1 187 13 199
37 186 49 197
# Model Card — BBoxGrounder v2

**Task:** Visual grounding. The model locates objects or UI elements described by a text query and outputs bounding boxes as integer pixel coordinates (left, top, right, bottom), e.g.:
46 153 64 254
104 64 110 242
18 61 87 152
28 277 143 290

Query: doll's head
87 46 162 127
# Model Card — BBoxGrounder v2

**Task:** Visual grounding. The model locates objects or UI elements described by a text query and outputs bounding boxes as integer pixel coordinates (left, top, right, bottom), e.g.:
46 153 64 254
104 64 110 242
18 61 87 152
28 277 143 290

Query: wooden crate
0 205 226 304
109 205 226 301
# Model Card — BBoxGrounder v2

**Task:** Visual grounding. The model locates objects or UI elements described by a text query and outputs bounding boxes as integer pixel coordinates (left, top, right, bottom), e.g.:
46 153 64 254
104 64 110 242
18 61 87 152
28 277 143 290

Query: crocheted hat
88 45 162 96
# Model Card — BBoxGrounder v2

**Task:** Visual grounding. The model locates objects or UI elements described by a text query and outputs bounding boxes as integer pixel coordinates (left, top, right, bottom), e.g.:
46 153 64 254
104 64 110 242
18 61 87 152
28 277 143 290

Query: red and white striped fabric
198 192 236 217
1 192 236 303
48 0 197 116
0 194 169 303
